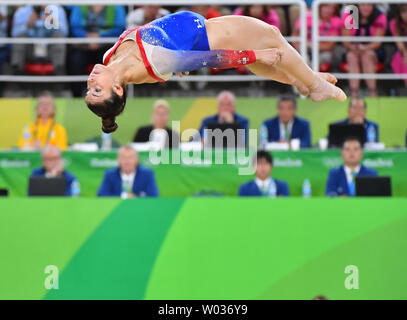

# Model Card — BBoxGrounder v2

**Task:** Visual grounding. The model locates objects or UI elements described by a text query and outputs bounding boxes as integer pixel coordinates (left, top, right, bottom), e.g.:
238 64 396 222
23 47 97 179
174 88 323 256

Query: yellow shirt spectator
17 91 68 151
18 118 68 150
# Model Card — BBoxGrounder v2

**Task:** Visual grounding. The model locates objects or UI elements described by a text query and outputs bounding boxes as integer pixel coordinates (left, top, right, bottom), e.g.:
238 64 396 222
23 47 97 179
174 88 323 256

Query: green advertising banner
1 198 407 300
0 150 406 197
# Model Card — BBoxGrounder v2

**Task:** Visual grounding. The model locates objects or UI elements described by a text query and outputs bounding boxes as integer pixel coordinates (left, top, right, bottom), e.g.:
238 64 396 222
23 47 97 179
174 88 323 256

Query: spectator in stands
239 150 289 197
133 99 180 149
289 0 314 36
305 0 315 7
333 98 379 143
69 5 126 96
30 146 77 196
341 4 387 97
326 136 378 197
17 91 68 151
198 91 249 146
390 4 407 87
10 5 68 75
127 5 170 28
0 6 9 97
233 5 280 29
261 95 311 148
190 6 221 20
98 145 159 198
292 4 341 70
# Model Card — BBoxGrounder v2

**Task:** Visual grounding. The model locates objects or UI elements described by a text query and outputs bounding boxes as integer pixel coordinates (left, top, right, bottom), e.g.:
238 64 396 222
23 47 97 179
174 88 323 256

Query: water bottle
302 178 312 198
367 124 376 143
101 132 112 151
71 179 80 197
259 124 268 149
268 179 277 198
22 126 31 148
203 129 208 147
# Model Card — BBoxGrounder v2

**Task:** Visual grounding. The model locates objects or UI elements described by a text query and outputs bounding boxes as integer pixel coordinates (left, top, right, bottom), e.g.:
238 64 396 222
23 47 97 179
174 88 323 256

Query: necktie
123 178 132 193
285 125 291 141
348 171 357 197
262 183 269 196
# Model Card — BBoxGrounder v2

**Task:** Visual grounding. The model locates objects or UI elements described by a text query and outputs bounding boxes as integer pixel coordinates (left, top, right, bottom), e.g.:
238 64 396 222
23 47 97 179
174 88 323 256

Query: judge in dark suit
261 95 311 148
333 98 379 143
30 146 77 196
239 150 289 197
133 99 179 148
326 136 378 197
198 91 249 146
98 145 159 198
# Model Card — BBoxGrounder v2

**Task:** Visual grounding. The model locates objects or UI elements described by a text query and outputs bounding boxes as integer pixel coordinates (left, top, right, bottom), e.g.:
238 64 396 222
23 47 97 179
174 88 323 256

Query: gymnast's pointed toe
335 88 347 102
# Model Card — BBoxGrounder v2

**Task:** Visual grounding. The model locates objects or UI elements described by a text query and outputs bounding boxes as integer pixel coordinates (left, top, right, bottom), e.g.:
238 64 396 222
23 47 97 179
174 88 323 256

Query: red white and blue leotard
103 11 257 81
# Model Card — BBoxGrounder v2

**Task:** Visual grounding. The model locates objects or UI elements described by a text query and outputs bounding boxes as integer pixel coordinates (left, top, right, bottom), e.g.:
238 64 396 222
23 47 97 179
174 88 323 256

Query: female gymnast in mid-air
85 11 347 133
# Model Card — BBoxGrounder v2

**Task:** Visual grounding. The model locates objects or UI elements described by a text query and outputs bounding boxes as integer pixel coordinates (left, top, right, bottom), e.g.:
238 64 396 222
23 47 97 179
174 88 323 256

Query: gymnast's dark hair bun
102 117 118 133
86 84 128 134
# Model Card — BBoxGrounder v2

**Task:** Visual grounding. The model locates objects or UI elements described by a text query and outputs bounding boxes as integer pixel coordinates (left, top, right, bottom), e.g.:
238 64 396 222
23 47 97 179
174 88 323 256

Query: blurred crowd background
0 1 406 199
0 2 407 97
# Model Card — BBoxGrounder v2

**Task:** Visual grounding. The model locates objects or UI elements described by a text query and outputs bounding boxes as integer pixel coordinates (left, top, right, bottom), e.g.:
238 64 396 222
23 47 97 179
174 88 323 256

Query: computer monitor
328 123 366 148
28 176 67 197
205 122 245 149
355 176 392 197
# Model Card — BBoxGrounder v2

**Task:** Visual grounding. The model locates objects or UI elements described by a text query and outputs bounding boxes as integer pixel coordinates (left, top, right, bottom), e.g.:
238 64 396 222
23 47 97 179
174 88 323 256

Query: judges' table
0 198 407 300
0 150 406 197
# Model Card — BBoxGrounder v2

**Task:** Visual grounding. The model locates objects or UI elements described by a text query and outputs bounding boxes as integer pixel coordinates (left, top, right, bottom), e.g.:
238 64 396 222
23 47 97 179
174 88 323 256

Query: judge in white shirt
326 137 378 197
261 95 312 148
97 145 159 197
239 150 289 197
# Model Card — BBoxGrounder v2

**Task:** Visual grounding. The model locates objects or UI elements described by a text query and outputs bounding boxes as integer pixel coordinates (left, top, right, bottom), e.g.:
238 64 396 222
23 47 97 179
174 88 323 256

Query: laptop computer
28 176 67 196
328 123 366 148
205 122 245 149
355 176 392 197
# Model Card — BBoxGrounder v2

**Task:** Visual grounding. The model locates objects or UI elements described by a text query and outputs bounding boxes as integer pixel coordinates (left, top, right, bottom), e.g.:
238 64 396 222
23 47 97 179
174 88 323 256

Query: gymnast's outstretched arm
149 45 281 74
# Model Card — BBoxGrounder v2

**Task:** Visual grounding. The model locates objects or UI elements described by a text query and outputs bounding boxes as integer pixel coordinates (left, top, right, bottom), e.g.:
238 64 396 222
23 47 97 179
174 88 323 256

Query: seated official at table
30 146 77 196
261 95 311 148
198 91 249 145
97 145 159 198
133 99 179 149
326 137 378 197
333 98 379 143
239 150 289 197
17 91 68 151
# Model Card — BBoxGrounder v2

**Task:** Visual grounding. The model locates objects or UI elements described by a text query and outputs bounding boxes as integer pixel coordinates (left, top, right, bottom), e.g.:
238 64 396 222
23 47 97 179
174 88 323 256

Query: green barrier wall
1 97 407 148
1 198 407 300
0 150 406 197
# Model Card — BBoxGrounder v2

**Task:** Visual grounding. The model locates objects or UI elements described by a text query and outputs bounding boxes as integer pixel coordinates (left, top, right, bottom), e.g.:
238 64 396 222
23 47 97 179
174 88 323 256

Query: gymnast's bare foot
255 48 283 66
318 72 337 85
292 79 310 96
309 75 347 102
290 73 337 97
